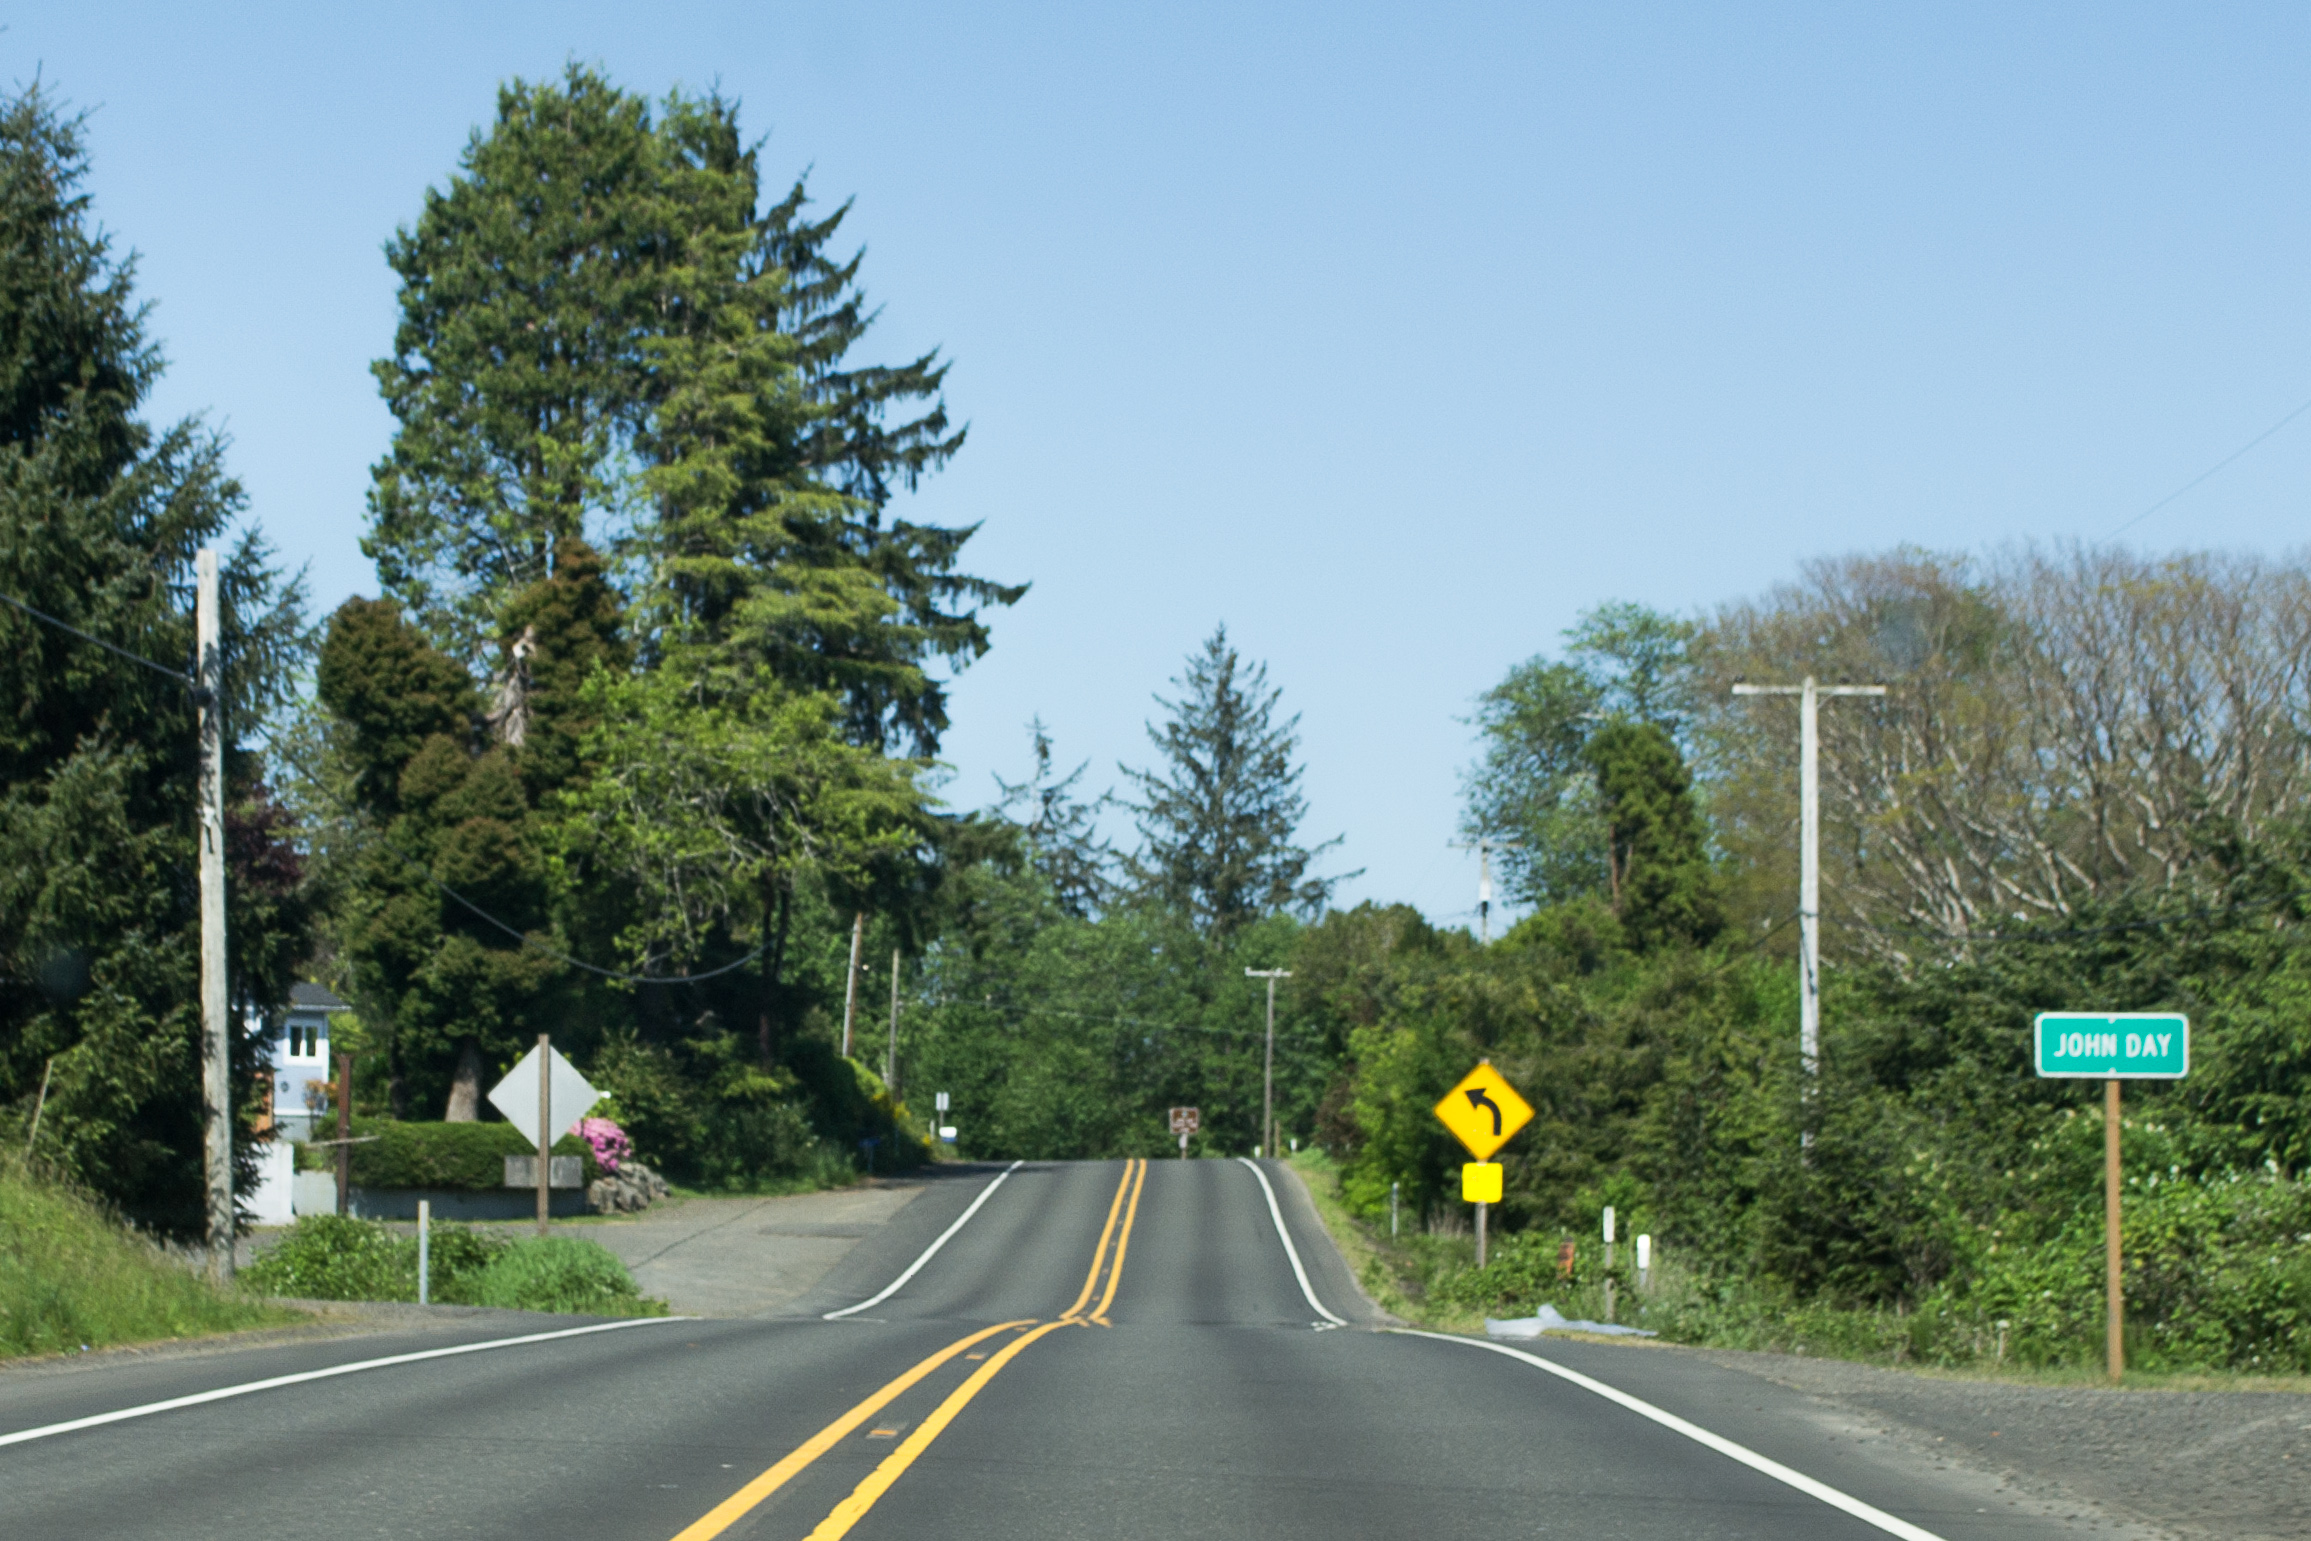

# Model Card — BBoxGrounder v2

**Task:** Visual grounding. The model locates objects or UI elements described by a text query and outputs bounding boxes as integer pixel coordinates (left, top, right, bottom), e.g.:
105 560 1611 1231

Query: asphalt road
0 1159 2127 1540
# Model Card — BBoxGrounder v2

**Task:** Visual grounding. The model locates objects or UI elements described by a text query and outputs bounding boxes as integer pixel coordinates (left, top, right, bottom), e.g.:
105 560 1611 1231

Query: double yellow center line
672 1158 1149 1541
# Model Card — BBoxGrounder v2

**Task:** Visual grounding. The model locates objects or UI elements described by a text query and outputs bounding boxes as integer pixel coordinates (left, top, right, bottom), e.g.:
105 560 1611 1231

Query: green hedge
298 1120 598 1192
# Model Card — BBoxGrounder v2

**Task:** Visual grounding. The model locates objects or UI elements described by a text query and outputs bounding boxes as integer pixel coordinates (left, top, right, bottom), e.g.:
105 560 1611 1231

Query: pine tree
994 719 1115 920
0 87 311 1230
366 65 1018 754
315 595 565 1118
1582 719 1722 949
1124 626 1344 937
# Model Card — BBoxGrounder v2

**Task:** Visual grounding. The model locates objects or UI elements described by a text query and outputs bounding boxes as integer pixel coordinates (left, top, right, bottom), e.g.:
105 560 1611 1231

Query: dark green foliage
1582 720 1721 949
315 594 563 1120
1125 626 1342 938
312 597 477 812
0 86 312 1233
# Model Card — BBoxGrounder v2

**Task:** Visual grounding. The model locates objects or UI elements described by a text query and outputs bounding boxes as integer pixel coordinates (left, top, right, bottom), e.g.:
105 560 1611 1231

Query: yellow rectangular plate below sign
1434 1062 1534 1160
1461 1162 1502 1203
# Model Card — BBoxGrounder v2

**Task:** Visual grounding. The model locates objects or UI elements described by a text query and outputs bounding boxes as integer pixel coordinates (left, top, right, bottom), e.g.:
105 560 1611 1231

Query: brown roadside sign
1432 1062 1533 1161
1168 1106 1201 1135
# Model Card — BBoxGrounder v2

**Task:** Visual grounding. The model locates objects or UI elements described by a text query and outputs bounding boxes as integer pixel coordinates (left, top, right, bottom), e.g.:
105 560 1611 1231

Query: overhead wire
2110 388 2311 538
0 588 193 684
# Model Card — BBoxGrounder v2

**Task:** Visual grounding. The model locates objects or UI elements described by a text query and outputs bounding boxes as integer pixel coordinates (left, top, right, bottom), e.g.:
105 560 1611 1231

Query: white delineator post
196 549 232 1283
1732 677 1887 1094
1245 968 1291 1159
417 1198 431 1305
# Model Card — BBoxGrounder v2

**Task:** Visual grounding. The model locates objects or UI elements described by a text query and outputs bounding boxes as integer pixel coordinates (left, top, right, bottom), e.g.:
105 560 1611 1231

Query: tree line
5 67 2309 1371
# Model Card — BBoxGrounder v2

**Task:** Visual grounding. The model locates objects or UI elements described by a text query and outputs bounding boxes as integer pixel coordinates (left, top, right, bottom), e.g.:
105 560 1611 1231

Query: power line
2110 389 2311 538
2 585 757 987
0 588 192 684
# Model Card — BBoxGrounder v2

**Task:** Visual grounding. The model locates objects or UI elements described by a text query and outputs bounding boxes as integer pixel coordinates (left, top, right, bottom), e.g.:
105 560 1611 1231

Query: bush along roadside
1295 1150 2311 1375
241 1215 666 1317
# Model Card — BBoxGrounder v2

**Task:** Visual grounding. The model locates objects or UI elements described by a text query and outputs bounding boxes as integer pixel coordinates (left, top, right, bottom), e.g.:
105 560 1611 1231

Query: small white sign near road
487 1043 602 1148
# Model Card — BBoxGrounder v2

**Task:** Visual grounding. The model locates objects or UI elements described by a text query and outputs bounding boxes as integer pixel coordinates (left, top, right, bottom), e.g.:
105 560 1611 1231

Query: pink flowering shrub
577 1117 632 1174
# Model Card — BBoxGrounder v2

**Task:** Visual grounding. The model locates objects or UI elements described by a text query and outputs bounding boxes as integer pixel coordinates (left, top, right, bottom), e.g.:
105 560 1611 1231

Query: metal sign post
2033 1011 2189 1382
1168 1106 1201 1158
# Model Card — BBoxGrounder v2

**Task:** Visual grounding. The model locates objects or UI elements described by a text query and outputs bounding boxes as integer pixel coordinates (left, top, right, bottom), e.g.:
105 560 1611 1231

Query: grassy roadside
0 1166 296 1360
1284 1151 2311 1393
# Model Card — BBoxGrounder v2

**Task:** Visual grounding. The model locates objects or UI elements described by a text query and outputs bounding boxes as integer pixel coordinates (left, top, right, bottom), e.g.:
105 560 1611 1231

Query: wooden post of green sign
2105 1077 2123 1383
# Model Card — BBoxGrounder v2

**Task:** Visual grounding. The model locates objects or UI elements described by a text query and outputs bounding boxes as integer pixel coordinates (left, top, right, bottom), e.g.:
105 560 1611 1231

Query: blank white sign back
486 1044 601 1148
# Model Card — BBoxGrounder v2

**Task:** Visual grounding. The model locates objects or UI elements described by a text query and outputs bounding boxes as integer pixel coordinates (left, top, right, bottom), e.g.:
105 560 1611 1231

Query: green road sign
2033 1013 2188 1079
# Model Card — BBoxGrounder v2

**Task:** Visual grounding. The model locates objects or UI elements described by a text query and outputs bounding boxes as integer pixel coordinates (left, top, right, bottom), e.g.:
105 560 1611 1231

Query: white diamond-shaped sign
487 1043 602 1149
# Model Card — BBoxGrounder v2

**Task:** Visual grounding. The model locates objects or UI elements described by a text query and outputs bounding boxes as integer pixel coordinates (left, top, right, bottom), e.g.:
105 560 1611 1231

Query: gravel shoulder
1684 1345 2311 1540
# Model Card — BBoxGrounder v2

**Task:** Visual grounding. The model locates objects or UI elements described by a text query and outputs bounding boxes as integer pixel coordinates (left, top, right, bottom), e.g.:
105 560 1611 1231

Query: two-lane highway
2 1159 2076 1539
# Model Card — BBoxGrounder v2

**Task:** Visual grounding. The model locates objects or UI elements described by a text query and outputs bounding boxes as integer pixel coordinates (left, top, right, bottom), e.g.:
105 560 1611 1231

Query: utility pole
1451 839 1519 944
1245 968 1290 1159
1732 676 1887 1098
885 948 902 1091
196 548 232 1283
840 911 865 1058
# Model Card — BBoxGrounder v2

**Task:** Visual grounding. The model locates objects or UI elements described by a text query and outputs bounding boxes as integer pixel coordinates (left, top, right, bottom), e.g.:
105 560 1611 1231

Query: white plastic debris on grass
1485 1303 1657 1338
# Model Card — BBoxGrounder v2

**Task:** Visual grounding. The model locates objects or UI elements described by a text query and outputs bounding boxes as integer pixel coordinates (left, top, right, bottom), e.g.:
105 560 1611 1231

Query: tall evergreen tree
0 87 311 1229
365 65 1018 754
1124 626 1344 937
993 719 1115 920
1582 719 1722 949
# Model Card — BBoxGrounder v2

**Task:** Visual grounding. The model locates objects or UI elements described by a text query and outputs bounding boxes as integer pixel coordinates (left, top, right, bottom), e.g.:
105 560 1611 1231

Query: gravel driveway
581 1182 924 1316
1692 1347 2311 1539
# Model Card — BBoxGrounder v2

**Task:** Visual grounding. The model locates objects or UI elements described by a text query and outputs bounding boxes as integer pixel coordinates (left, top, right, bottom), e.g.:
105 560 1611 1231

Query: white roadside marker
824 1160 1026 1320
1391 1330 1948 1541
0 1316 693 1449
1237 1157 1348 1326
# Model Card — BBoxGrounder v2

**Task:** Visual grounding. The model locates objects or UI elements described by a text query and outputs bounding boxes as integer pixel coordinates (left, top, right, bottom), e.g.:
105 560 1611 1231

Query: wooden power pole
196 549 233 1283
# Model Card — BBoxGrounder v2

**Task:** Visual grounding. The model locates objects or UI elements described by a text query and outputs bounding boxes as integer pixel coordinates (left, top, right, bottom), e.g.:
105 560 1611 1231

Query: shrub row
241 1214 664 1317
295 1120 599 1193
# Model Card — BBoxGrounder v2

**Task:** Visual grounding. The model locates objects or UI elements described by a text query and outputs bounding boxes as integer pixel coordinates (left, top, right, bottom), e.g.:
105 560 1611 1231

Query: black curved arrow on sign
1465 1087 1504 1137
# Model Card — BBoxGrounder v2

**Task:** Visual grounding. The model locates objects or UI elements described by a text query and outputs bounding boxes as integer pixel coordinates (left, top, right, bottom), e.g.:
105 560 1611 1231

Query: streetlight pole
1245 968 1291 1159
1732 676 1886 1095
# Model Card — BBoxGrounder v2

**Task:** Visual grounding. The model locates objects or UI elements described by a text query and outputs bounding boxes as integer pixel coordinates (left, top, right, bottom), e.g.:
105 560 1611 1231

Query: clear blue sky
15 4 2311 927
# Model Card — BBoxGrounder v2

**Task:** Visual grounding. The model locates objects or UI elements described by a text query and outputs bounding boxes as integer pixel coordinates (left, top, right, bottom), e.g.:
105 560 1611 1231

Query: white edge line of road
822 1159 1026 1320
1236 1157 1348 1327
0 1315 696 1450
1391 1329 1948 1541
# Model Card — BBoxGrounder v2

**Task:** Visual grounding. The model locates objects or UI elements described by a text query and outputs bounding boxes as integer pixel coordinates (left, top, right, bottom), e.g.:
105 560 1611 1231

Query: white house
243 982 347 1224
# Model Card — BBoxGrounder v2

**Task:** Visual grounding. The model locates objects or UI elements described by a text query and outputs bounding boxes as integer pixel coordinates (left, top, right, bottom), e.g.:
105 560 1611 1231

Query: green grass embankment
0 1166 292 1360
